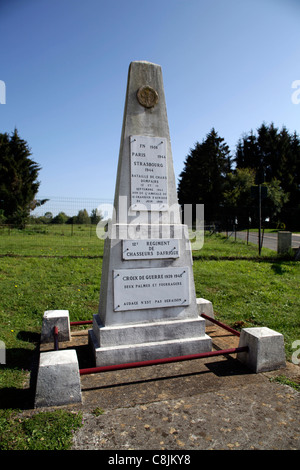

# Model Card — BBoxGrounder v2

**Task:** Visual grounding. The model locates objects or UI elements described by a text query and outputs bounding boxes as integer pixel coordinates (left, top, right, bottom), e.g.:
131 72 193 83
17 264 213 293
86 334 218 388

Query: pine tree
178 129 232 225
234 123 300 229
0 129 41 227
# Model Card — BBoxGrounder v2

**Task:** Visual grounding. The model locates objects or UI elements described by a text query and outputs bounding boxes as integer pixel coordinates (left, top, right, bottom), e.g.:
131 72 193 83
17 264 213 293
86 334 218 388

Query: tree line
0 129 102 227
178 124 300 231
28 208 102 225
1 125 299 230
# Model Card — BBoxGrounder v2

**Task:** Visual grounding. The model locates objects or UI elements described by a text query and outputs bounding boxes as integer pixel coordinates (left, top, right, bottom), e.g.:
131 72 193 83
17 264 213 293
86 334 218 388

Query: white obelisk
89 61 211 366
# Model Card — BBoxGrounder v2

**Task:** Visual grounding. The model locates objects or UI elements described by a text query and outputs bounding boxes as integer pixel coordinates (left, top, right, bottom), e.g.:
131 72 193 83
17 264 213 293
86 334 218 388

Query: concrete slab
36 325 300 450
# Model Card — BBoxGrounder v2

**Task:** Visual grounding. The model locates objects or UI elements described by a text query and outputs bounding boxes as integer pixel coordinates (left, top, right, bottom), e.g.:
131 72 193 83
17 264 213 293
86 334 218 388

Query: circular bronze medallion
136 85 159 108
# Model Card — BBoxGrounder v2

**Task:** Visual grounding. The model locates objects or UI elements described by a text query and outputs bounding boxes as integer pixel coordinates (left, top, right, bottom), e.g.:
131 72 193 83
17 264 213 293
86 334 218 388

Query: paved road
229 231 300 252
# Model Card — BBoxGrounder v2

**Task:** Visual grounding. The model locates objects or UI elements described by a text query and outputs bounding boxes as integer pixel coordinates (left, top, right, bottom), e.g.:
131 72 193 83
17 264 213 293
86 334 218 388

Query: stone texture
34 349 82 408
277 231 292 254
40 310 70 343
91 314 206 347
89 329 212 366
237 327 286 373
196 298 215 325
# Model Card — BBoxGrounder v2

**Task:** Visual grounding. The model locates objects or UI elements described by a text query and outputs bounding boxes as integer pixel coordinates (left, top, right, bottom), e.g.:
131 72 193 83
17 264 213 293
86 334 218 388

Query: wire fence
31 196 114 220
1 196 298 258
0 197 114 256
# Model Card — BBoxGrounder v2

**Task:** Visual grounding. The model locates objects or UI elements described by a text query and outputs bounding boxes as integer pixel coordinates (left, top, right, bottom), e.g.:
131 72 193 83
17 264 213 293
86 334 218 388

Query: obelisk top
131 60 160 66
113 60 180 225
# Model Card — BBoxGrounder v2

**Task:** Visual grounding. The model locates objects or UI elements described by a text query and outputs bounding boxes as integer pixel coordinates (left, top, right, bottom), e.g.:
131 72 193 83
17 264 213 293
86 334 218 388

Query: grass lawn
0 229 299 392
0 228 299 449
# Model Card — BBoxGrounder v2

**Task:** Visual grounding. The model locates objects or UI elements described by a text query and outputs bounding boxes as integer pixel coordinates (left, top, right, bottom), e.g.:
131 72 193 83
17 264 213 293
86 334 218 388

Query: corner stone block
34 349 82 408
277 231 292 254
196 298 215 325
237 327 286 373
41 310 70 343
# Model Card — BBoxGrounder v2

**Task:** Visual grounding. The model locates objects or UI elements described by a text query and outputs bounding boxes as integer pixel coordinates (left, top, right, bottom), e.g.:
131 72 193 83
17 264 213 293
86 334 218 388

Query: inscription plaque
113 267 190 311
130 135 168 211
122 239 180 260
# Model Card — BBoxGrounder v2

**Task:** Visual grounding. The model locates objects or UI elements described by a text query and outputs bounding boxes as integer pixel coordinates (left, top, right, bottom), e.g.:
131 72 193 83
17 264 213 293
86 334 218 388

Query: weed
92 407 105 416
269 375 300 392
0 409 83 450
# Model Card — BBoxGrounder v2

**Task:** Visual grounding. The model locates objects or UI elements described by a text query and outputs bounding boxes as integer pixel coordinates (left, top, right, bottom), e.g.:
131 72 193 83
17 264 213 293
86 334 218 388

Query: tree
263 178 289 224
90 208 103 224
224 169 288 228
44 212 53 223
74 209 90 224
223 168 256 228
178 128 232 224
235 123 300 229
0 129 42 227
52 212 69 224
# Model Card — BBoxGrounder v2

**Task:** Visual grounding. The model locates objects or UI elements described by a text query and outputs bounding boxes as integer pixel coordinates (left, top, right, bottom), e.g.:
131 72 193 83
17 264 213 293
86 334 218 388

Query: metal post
53 326 59 351
200 313 241 336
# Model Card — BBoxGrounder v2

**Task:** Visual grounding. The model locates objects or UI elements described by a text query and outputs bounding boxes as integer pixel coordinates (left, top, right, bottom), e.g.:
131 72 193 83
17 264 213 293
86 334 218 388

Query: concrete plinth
41 310 70 343
277 231 292 254
89 329 212 367
196 298 215 325
89 314 212 366
34 349 82 408
237 327 286 373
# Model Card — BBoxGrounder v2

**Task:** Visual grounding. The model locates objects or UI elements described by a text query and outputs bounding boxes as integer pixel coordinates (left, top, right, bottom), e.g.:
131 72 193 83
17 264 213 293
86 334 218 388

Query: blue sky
1 0 300 214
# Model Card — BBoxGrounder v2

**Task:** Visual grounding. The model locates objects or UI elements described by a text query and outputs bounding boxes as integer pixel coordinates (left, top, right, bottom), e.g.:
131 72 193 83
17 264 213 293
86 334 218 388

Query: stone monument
89 61 212 366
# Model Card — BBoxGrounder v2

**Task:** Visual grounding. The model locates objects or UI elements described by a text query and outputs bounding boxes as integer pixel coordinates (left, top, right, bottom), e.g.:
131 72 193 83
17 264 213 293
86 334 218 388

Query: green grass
192 231 277 259
269 375 300 392
0 228 299 449
0 256 102 391
193 257 299 358
0 223 104 257
0 409 83 450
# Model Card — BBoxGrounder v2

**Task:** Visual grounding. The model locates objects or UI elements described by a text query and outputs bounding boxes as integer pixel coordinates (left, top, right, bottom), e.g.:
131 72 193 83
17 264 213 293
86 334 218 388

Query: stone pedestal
277 231 292 254
237 327 286 373
196 298 215 325
34 350 82 408
89 61 211 366
41 310 70 343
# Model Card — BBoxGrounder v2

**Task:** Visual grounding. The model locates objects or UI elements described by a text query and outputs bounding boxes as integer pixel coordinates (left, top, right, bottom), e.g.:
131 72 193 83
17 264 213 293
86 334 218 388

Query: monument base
89 315 212 366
